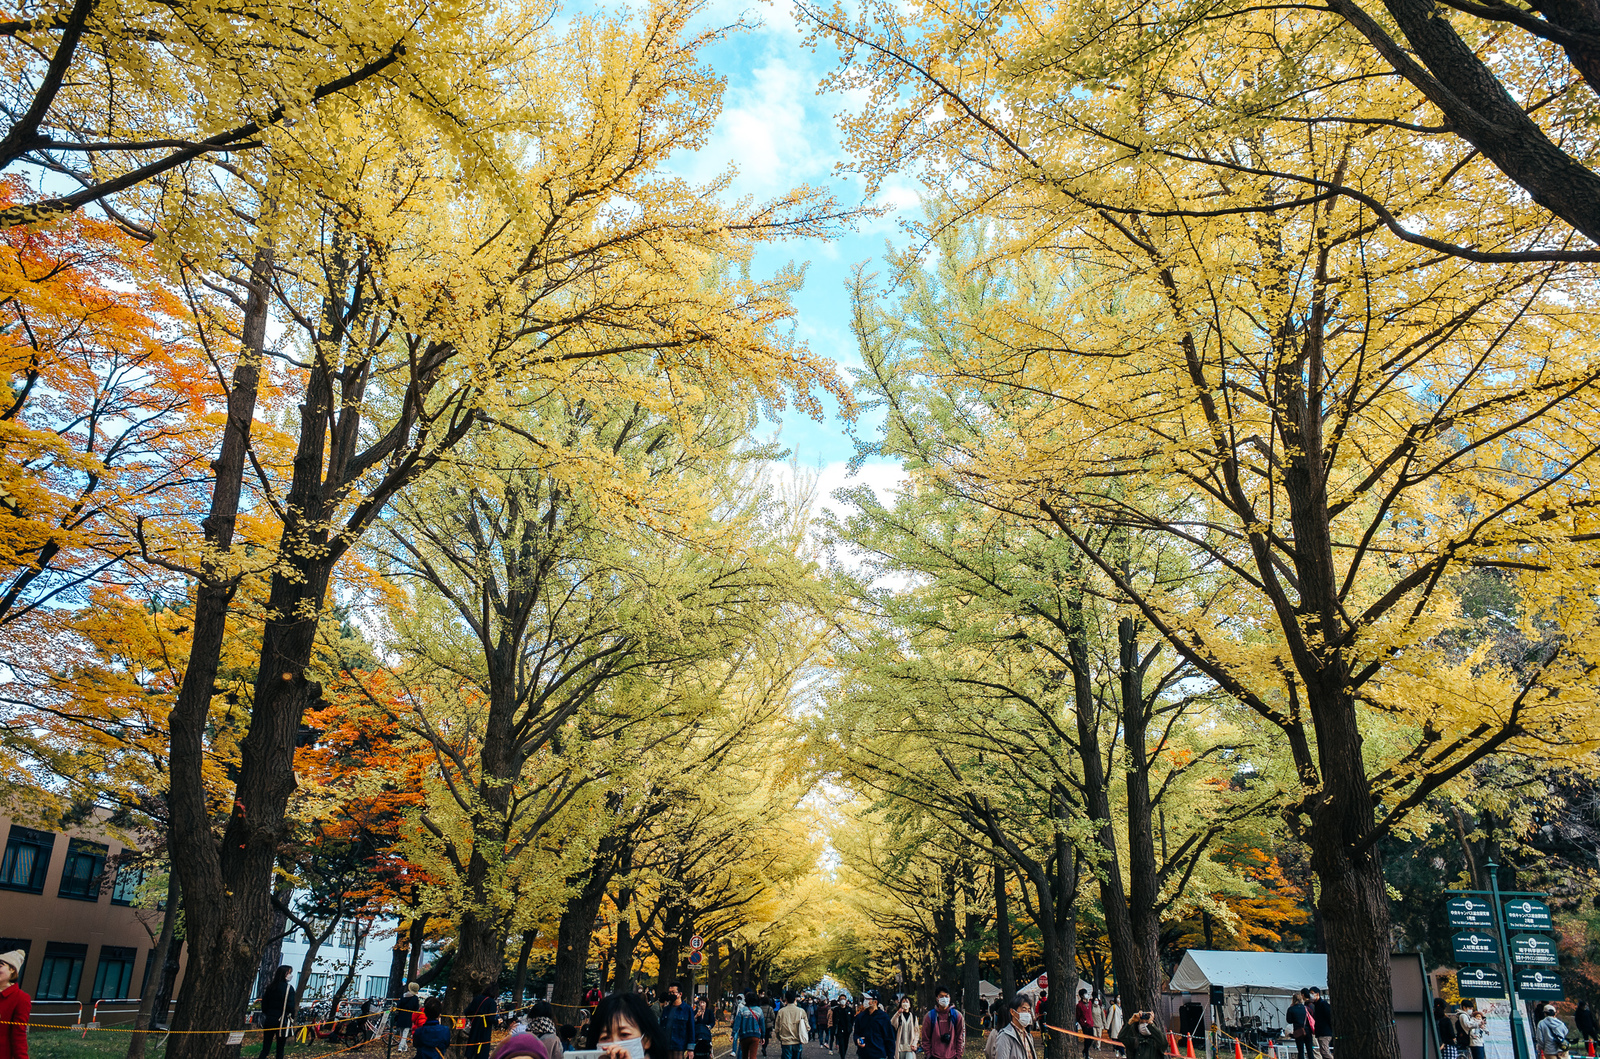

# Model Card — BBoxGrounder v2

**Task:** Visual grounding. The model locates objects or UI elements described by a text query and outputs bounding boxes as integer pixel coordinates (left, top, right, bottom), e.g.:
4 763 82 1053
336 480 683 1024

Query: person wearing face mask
660 982 696 1059
855 993 896 1059
991 996 1039 1059
1117 1012 1162 1059
921 987 965 1059
891 996 920 1059
589 993 669 1059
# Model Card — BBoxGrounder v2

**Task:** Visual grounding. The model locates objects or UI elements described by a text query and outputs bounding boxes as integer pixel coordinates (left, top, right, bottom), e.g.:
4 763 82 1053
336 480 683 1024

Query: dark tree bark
994 860 1015 1001
164 245 273 1059
124 873 180 1059
1324 0 1600 244
960 861 982 1023
512 930 538 1007
1117 617 1163 1013
552 880 608 1015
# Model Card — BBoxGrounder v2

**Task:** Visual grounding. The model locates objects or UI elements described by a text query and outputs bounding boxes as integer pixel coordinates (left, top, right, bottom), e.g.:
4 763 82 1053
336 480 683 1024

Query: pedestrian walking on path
1575 1003 1598 1049
1074 990 1095 1059
1535 1005 1571 1057
661 981 697 1059
1307 988 1333 1059
834 1000 855 1059
920 987 964 1059
990 996 1039 1059
258 965 296 1059
819 999 833 1049
778 990 811 1059
855 995 894 1059
0 950 29 1059
891 997 919 1059
736 993 769 1059
394 982 423 1050
414 998 453 1059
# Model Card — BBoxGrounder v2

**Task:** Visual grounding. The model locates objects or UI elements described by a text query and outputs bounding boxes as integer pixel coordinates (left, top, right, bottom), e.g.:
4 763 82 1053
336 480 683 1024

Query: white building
279 914 404 1002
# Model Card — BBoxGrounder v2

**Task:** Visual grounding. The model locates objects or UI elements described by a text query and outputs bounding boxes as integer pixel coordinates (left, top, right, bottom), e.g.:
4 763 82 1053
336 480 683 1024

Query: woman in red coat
0 948 31 1059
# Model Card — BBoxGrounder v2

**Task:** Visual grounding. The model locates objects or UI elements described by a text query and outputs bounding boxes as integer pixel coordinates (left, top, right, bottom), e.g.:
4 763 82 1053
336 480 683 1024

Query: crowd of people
234 970 1600 1059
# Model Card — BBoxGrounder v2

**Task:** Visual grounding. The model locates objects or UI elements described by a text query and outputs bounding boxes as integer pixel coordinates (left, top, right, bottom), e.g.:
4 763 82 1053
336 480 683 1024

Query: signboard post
1448 863 1556 1059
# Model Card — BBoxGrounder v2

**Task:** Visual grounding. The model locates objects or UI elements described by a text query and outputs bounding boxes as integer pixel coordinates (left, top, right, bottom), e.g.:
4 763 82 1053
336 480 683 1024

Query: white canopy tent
1166 950 1327 1054
978 981 1003 1001
1168 950 1327 994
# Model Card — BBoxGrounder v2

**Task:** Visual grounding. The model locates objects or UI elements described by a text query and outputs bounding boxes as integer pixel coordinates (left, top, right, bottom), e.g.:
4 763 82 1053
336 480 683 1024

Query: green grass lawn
26 1026 389 1059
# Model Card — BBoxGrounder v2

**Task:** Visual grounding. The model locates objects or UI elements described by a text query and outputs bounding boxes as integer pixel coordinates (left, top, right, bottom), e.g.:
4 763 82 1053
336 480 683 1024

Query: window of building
0 826 54 893
110 864 143 905
92 946 136 1000
37 942 87 1001
337 920 358 948
57 839 106 901
304 972 329 997
364 976 388 998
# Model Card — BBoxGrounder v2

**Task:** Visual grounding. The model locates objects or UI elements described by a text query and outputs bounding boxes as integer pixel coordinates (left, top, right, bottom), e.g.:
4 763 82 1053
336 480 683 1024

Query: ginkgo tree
803 4 1600 1045
135 0 852 1048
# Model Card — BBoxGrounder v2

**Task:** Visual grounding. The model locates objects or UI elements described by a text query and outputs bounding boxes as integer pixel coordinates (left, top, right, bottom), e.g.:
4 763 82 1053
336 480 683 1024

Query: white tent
1168 950 1327 994
978 981 1003 1001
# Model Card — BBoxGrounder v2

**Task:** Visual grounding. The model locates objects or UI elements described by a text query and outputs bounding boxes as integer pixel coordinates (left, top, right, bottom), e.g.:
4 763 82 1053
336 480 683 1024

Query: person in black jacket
395 983 424 1048
1576 1002 1598 1046
258 966 297 1059
467 987 499 1059
834 1002 855 1059
1307 988 1332 1059
854 995 894 1059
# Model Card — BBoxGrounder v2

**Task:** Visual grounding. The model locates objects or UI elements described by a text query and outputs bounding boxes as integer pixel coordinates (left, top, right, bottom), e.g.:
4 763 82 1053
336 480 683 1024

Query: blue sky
669 0 918 502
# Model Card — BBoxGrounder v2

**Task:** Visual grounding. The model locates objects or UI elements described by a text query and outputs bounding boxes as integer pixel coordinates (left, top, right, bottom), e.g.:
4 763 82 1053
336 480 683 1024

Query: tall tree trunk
994 860 1015 1001
1309 690 1399 1059
613 888 635 993
257 879 292 1000
1065 590 1139 1012
706 939 726 1010
659 906 685 991
155 936 184 1028
512 930 538 1007
1041 827 1078 1059
407 918 427 982
961 860 982 1024
297 918 337 1001
328 922 369 1013
933 867 957 995
1118 617 1162 1012
553 883 607 1015
165 246 273 1059
125 873 180 1059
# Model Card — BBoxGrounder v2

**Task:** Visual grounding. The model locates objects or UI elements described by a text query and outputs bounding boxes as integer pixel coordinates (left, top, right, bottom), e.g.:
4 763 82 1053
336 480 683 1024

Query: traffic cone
1186 1036 1197 1059
1588 1043 1595 1059
1233 1040 1245 1059
1167 1033 1180 1056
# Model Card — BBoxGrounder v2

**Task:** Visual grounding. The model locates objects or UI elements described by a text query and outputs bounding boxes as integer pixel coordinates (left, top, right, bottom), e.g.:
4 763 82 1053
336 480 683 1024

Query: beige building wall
0 814 186 1025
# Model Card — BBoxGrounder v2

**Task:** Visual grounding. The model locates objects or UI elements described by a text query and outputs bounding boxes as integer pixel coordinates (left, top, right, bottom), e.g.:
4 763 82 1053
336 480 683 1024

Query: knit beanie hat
0 950 23 976
491 1034 549 1059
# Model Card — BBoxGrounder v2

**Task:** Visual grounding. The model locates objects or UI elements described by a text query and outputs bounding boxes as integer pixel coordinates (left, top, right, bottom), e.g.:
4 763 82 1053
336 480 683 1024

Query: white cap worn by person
0 951 23 976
